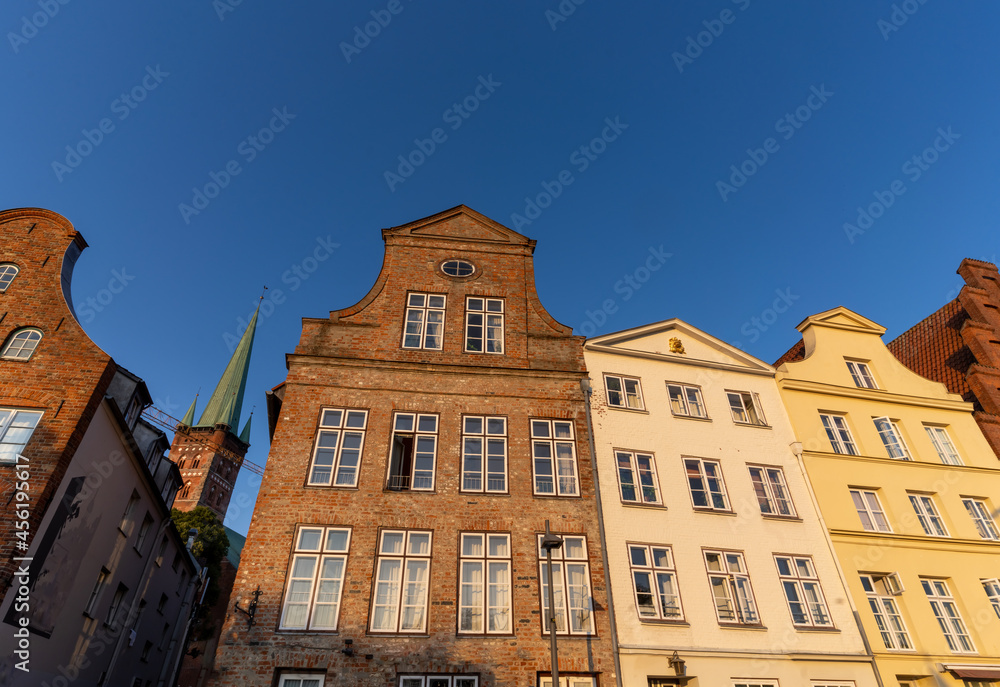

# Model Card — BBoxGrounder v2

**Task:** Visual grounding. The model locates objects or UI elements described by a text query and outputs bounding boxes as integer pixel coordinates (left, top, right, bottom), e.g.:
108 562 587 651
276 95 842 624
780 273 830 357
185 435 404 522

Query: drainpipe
581 378 623 687
790 441 884 687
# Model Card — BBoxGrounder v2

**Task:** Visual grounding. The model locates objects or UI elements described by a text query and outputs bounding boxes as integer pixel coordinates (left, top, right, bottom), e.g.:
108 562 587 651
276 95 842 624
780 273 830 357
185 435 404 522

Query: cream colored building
585 319 879 687
774 307 1000 686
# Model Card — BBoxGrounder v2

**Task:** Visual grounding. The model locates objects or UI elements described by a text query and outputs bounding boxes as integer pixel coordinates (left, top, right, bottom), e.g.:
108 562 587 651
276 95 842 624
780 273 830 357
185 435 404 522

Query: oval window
441 260 475 277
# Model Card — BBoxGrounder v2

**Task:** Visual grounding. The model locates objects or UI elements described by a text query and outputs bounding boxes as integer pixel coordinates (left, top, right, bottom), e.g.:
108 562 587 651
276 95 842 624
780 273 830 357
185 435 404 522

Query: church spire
196 301 260 430
180 394 198 426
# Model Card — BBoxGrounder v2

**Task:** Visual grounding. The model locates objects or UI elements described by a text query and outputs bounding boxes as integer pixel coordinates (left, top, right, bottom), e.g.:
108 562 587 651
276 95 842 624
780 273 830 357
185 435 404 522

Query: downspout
581 377 623 687
790 441 884 687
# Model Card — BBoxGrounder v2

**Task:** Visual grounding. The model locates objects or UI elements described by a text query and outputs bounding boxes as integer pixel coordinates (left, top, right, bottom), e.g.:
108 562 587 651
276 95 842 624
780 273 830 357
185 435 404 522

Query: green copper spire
196 303 259 430
180 396 197 426
239 412 253 444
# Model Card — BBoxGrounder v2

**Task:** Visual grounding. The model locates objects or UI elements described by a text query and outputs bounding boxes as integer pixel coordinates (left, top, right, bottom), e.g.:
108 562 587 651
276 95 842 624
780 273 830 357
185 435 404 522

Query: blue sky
4 1 998 534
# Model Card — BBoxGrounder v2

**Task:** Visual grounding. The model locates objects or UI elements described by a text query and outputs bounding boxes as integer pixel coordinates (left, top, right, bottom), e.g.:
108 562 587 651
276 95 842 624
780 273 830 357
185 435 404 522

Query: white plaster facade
584 320 880 687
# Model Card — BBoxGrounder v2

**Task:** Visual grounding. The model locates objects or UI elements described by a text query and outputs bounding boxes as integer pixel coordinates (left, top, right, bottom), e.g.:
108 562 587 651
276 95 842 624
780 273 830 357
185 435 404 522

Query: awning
944 666 1000 679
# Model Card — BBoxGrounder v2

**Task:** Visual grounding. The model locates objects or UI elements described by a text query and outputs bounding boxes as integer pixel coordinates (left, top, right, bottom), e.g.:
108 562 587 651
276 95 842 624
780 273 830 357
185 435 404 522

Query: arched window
192 459 200 469
179 482 191 499
0 264 18 292
1 328 42 360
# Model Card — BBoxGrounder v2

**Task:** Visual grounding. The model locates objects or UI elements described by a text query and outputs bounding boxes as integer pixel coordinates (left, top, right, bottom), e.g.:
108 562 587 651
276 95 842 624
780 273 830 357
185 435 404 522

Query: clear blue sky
4 1 998 534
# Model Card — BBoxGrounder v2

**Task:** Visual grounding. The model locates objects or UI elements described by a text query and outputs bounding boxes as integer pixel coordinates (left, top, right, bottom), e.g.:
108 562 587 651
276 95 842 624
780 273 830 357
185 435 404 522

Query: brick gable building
209 206 616 687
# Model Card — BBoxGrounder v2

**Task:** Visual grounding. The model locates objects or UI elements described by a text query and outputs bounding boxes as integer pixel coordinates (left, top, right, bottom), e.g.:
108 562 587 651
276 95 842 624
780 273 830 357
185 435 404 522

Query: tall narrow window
628 544 682 620
685 458 729 511
537 534 594 635
983 578 1000 619
908 494 949 537
279 526 351 630
465 297 504 353
962 498 1000 540
0 264 19 292
307 408 368 487
873 417 911 460
615 450 660 504
120 491 140 531
370 530 432 633
666 383 707 418
727 391 766 426
860 574 911 650
458 532 511 634
86 569 109 616
748 465 796 517
106 583 128 625
0 408 43 464
402 293 445 350
135 513 153 552
704 550 759 625
774 555 832 627
846 360 878 389
921 579 975 653
820 414 858 455
924 425 963 465
1 328 42 360
387 413 438 491
461 416 507 493
850 489 892 532
604 375 644 410
531 419 579 497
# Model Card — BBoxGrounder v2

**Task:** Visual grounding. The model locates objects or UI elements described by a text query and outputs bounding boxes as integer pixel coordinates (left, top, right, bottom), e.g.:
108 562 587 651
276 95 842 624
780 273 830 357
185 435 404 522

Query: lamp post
541 520 564 687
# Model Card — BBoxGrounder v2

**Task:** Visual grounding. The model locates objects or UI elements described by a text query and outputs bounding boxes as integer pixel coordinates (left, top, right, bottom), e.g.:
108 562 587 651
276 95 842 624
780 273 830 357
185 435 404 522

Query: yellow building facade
774 307 1000 686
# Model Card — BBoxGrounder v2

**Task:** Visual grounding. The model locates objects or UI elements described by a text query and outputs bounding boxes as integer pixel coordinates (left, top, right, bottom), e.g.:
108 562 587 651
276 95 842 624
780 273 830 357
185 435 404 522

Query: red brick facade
208 207 615 687
171 426 246 520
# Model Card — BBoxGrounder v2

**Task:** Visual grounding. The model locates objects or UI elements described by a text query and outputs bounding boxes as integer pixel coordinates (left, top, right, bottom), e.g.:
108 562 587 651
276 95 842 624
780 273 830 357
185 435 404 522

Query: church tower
170 305 258 520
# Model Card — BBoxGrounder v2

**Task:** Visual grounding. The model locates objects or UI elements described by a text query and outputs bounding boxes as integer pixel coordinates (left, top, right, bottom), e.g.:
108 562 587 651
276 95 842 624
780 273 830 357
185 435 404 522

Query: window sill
732 422 771 430
532 493 583 500
304 484 360 491
692 508 737 516
636 618 689 626
717 622 767 630
606 405 648 415
670 413 712 422
366 631 431 637
382 488 438 495
760 513 802 522
620 501 666 510
459 491 511 497
455 631 516 638
790 625 840 633
276 629 341 635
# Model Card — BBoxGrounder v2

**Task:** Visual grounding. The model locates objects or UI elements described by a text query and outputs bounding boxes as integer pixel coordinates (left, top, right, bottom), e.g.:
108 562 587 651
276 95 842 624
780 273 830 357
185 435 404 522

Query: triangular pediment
383 205 533 246
795 306 886 335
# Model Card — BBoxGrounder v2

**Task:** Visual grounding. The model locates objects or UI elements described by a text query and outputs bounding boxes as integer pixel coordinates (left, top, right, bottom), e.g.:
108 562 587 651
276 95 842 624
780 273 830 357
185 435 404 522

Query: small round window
441 259 475 278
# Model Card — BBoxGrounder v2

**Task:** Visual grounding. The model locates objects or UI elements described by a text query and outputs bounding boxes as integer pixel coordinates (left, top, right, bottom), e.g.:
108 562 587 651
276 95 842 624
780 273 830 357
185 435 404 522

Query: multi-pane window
0 264 19 292
440 259 475 277
604 375 643 410
135 513 153 552
86 569 109 615
531 419 579 497
387 413 439 491
537 534 594 635
120 491 140 531
850 489 892 532
0 408 43 463
962 498 1000 540
461 416 507 493
307 408 367 487
465 297 504 354
370 530 432 633
400 677 478 687
458 532 512 634
685 458 729 511
873 417 911 460
615 450 660 504
704 550 759 625
860 574 912 650
539 677 597 687
908 494 949 537
846 360 878 389
402 293 445 350
774 555 832 627
748 465 795 517
727 391 766 426
733 682 778 687
628 544 682 620
820 414 858 455
1 328 42 360
924 426 963 465
921 579 975 653
106 583 128 625
277 675 325 687
279 526 351 631
983 578 1000 619
666 383 707 418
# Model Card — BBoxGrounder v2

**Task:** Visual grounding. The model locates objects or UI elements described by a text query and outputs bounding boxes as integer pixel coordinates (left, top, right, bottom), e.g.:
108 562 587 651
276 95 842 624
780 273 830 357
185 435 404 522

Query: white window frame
0 408 43 464
458 532 512 635
846 360 878 389
774 555 833 628
850 489 892 532
684 458 729 511
387 413 439 492
402 293 446 350
531 419 579 497
962 498 1000 540
627 543 683 621
464 297 504 354
440 259 475 278
860 574 913 650
604 374 644 410
921 578 976 653
983 578 1000 620
277 674 326 687
704 549 759 625
820 413 858 455
666 382 707 418
306 408 368 487
537 533 595 636
873 416 911 460
369 529 432 634
460 416 507 493
0 263 19 292
539 678 597 687
908 493 949 537
400 677 479 687
726 391 767 426
924 425 963 465
1 327 42 360
811 683 857 687
279 526 351 631
748 465 796 517
733 682 778 687
615 450 661 505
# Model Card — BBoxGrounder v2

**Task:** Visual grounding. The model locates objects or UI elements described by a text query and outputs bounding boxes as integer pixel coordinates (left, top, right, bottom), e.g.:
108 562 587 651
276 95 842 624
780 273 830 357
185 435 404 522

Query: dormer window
0 264 19 292
846 360 878 389
2 328 42 360
441 259 475 278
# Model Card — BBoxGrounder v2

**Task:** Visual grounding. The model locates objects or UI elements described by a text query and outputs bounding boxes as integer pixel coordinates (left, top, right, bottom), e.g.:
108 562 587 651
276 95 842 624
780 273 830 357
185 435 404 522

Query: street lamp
541 520 564 687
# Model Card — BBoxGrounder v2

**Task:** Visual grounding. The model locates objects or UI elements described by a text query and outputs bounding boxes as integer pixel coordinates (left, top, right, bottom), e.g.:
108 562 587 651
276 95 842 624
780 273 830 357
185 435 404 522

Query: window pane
298 529 323 551
325 530 349 552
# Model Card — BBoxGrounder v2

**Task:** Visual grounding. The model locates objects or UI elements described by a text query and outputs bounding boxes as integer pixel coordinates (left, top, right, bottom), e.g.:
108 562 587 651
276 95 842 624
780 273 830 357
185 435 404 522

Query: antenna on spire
259 285 268 301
